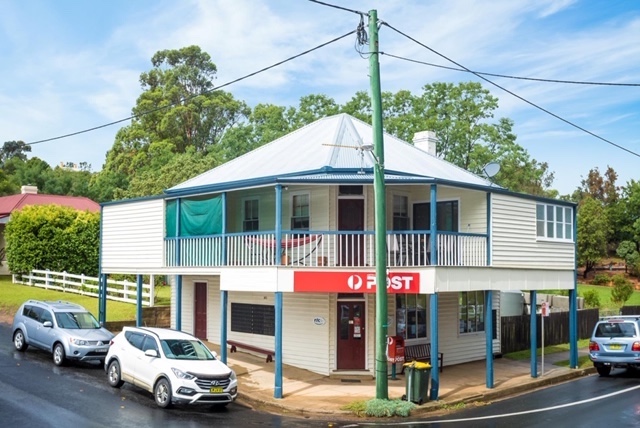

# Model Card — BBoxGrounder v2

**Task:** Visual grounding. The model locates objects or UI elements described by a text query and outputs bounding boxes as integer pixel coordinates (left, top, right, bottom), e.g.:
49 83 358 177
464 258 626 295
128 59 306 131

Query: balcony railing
165 231 487 268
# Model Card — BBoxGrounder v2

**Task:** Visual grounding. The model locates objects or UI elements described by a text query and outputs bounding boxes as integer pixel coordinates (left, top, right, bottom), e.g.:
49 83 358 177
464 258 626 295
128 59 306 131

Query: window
291 194 310 230
231 303 275 336
243 198 259 232
536 203 573 241
459 291 484 334
413 200 459 231
393 195 410 230
396 294 427 340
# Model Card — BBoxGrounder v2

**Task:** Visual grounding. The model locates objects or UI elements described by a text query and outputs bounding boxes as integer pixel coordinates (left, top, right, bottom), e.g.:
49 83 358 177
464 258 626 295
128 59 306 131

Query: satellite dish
482 162 500 178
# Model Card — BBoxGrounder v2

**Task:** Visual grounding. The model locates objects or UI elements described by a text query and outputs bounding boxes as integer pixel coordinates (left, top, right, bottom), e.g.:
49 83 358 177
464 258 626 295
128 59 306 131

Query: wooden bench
402 343 443 373
227 340 274 363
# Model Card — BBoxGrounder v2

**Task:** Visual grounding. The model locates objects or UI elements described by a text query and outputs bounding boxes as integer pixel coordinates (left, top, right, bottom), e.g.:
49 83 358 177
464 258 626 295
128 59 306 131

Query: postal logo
347 274 363 290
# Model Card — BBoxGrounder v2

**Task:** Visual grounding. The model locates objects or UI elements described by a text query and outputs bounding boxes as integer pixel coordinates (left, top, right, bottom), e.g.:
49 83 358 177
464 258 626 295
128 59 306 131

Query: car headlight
70 338 88 346
230 370 237 381
171 368 195 380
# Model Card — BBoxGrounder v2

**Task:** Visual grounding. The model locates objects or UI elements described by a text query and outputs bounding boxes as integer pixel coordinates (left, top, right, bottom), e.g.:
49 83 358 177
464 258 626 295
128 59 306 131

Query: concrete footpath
206 342 594 419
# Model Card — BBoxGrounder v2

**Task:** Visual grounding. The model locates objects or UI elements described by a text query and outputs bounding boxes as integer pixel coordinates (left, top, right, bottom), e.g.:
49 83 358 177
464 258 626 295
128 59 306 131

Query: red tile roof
0 194 100 218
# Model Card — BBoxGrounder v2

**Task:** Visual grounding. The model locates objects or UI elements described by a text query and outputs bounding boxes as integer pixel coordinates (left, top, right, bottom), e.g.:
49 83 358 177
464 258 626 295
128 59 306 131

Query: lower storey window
459 291 484 334
231 303 275 336
396 294 427 340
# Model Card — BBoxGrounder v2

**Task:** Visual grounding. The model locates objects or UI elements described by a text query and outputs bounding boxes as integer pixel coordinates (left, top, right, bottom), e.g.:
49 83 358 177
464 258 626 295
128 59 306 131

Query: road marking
342 384 640 427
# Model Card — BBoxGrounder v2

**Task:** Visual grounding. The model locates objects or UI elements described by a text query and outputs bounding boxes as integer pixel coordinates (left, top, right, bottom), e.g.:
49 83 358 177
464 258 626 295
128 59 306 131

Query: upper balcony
164 230 488 268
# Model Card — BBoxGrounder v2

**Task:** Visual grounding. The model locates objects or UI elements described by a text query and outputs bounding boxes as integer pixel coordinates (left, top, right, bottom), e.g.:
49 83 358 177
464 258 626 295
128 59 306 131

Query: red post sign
293 271 420 293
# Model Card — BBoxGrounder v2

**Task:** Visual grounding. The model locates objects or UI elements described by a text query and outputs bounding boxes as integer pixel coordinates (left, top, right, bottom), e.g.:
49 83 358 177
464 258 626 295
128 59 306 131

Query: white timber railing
13 270 155 307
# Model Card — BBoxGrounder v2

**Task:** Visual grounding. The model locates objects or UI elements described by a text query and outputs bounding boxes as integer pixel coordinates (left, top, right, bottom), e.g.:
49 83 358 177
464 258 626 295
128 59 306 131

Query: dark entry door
194 282 207 339
338 199 365 266
337 301 366 370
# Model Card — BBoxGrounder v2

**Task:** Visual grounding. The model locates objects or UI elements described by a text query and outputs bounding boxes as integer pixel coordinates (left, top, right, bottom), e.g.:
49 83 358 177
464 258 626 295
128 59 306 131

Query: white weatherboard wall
437 292 500 366
491 194 574 269
101 199 165 273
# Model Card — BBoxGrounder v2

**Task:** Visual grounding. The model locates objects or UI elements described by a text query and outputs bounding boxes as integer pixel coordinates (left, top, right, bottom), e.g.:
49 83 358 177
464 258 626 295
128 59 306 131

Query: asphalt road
343 369 640 427
0 323 334 428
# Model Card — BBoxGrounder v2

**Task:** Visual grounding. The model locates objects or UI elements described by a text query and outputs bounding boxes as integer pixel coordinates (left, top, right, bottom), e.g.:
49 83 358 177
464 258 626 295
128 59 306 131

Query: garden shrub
591 273 610 286
610 274 634 306
581 289 600 308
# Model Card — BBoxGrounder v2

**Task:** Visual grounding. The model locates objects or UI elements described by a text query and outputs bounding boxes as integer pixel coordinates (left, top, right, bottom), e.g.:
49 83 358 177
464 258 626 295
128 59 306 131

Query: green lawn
578 283 640 309
0 278 170 321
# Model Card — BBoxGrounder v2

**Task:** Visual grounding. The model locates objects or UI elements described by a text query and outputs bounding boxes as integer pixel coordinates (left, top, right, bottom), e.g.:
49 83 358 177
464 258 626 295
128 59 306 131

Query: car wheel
596 364 611 377
53 343 66 366
107 360 124 388
154 378 172 408
13 330 28 352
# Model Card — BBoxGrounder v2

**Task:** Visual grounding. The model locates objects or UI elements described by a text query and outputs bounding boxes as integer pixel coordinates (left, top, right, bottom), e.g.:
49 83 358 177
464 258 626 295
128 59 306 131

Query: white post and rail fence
12 269 155 307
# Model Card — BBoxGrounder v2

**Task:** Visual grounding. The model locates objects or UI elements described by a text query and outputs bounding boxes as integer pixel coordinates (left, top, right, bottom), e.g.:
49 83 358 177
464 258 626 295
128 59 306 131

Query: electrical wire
381 21 640 159
307 0 366 16
26 30 357 146
381 52 640 87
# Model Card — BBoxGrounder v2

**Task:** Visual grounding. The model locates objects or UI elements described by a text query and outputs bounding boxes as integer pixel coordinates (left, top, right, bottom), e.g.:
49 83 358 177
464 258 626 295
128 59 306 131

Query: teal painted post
485 290 494 388
136 275 143 327
220 290 228 364
176 275 182 331
222 192 227 266
570 205 578 368
274 184 283 399
99 274 107 325
274 292 283 399
429 293 439 400
530 290 538 377
430 185 437 265
486 193 491 266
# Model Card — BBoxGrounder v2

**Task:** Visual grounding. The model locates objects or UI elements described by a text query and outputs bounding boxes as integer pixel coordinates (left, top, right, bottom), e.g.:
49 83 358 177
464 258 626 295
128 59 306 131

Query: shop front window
395 294 427 340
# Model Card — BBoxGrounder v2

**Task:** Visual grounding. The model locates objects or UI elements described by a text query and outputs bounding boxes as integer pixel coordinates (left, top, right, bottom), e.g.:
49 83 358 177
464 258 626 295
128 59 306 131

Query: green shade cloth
166 195 222 237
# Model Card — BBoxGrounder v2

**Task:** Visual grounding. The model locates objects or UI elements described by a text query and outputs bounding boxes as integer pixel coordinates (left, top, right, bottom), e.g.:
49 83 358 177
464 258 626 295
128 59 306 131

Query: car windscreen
161 339 215 360
55 312 101 329
595 322 637 338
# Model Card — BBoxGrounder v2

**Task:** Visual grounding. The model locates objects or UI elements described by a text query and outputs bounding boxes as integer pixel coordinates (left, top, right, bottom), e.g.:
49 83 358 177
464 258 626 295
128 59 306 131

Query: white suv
105 326 238 408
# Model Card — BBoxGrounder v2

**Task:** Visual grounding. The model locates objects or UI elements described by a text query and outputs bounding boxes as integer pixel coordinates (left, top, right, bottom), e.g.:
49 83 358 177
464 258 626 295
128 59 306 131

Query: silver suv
11 300 114 366
589 315 640 376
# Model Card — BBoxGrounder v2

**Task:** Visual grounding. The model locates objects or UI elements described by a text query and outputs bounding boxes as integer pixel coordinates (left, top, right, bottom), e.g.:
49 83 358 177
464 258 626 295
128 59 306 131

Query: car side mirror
144 349 158 358
212 351 218 358
43 321 53 328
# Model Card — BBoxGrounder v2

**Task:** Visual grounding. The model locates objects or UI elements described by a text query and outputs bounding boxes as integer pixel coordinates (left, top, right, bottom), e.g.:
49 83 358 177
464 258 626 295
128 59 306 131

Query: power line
381 22 640 159
26 30 357 146
381 52 640 87
307 0 366 16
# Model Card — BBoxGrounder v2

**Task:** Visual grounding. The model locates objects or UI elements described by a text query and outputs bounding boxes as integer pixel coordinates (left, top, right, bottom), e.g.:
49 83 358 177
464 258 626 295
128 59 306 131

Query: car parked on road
588 315 640 376
104 326 238 408
11 300 114 366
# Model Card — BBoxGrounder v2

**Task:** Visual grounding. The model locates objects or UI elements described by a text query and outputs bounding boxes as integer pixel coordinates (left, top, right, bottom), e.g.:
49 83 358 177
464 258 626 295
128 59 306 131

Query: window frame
395 294 427 341
536 203 573 242
290 192 310 230
459 291 485 335
242 197 259 232
392 194 410 230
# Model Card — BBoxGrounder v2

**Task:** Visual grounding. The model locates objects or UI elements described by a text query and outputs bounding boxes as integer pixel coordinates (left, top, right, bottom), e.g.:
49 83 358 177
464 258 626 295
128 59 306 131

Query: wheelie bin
401 361 431 405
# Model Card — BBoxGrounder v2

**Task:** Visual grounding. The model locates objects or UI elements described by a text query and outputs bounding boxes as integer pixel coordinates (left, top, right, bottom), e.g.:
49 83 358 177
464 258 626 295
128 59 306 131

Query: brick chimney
413 131 438 156
21 185 38 194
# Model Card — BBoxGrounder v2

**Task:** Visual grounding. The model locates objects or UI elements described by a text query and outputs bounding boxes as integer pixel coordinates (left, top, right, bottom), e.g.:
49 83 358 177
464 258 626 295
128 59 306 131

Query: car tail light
632 342 640 352
589 341 600 351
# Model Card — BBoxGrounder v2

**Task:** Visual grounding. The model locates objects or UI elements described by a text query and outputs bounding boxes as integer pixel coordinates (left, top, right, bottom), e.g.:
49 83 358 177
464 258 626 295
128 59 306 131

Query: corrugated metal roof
168 113 493 193
0 193 100 217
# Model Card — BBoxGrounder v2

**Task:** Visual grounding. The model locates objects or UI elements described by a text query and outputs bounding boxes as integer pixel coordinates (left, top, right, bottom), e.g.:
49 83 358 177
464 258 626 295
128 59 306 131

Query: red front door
337 301 366 370
194 282 207 339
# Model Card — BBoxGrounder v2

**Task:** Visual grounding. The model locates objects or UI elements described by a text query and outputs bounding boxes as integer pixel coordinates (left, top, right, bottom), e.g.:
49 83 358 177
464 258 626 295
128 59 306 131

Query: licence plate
210 387 223 393
608 344 623 350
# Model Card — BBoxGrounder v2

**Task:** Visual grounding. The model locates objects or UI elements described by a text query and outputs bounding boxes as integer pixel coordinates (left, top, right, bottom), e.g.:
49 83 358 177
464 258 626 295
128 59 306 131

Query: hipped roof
167 113 493 195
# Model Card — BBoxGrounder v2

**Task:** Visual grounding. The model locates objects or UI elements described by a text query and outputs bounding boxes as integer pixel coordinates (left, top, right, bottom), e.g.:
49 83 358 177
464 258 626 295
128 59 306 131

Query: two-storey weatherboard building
99 113 579 400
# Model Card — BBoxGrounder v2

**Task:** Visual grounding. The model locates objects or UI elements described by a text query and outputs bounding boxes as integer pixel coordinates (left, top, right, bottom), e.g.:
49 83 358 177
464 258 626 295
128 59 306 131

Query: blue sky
1 0 638 195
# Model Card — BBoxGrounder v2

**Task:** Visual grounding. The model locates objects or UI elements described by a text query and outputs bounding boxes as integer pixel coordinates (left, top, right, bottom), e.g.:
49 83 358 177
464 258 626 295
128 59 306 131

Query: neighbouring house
99 113 578 399
0 186 100 275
